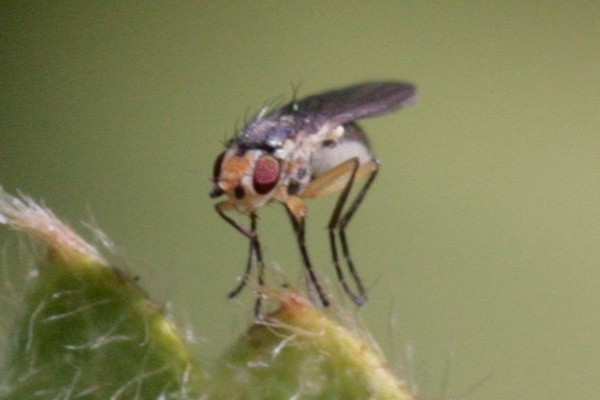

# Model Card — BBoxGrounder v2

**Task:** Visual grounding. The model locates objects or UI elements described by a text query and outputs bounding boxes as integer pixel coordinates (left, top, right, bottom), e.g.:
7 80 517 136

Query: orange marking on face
217 153 252 194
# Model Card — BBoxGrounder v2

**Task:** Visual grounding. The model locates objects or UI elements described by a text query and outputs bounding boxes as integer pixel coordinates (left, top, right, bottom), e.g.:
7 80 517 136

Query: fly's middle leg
286 206 330 307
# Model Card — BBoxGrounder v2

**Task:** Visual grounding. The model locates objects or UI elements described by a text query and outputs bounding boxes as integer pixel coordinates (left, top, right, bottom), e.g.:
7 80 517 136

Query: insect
210 81 416 313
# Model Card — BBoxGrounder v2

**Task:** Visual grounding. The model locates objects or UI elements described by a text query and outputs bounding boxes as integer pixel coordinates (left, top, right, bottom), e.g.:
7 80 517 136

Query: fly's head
210 146 283 214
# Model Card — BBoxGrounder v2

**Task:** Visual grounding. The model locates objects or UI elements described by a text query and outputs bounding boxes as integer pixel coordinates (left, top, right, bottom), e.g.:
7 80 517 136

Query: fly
210 81 417 314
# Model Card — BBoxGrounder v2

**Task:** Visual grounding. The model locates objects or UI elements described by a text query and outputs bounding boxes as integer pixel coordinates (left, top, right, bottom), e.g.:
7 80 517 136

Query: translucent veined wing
283 81 416 126
237 81 416 150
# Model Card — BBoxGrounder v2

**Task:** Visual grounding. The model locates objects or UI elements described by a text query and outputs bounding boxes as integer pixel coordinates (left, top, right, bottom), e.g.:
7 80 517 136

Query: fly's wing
237 81 416 150
284 81 417 128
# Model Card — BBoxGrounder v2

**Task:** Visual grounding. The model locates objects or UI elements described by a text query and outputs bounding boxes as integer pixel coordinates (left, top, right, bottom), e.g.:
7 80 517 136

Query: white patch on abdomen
310 140 373 178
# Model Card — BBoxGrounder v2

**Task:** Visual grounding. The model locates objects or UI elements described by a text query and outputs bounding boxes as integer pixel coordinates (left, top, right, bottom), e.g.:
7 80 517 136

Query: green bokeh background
2 2 600 399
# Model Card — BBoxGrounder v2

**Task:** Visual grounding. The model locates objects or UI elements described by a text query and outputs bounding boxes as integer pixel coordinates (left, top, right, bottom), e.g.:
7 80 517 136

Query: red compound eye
253 155 280 194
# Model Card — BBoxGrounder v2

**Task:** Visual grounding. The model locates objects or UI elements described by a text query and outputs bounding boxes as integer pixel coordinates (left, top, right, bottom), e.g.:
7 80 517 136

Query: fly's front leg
284 204 330 307
215 202 265 315
226 214 263 302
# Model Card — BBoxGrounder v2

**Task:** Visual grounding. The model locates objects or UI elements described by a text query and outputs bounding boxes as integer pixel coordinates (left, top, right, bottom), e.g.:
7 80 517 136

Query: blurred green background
2 2 600 399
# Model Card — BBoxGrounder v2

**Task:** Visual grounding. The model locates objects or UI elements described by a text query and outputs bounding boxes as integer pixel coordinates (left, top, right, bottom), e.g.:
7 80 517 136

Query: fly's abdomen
310 124 373 178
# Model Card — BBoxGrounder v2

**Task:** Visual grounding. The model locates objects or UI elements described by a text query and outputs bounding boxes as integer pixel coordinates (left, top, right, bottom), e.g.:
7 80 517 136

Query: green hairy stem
0 188 414 399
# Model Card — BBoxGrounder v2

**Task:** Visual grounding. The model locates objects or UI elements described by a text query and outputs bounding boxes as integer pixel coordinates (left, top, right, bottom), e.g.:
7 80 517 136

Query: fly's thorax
238 112 300 150
279 157 311 199
212 148 283 213
272 136 314 197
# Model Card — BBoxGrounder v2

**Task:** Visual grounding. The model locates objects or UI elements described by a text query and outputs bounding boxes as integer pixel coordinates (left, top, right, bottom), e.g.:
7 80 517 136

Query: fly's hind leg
335 159 380 305
302 157 379 306
215 202 265 316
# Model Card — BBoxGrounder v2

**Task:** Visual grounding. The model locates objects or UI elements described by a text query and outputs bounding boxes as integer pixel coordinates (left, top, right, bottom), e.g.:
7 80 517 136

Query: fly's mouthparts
209 187 224 198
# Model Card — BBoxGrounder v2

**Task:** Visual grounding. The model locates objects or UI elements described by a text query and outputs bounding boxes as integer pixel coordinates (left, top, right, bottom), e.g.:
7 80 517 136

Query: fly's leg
335 159 380 305
285 207 330 307
215 203 265 316
325 158 367 306
226 214 265 315
227 237 254 299
300 157 377 306
249 214 265 316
